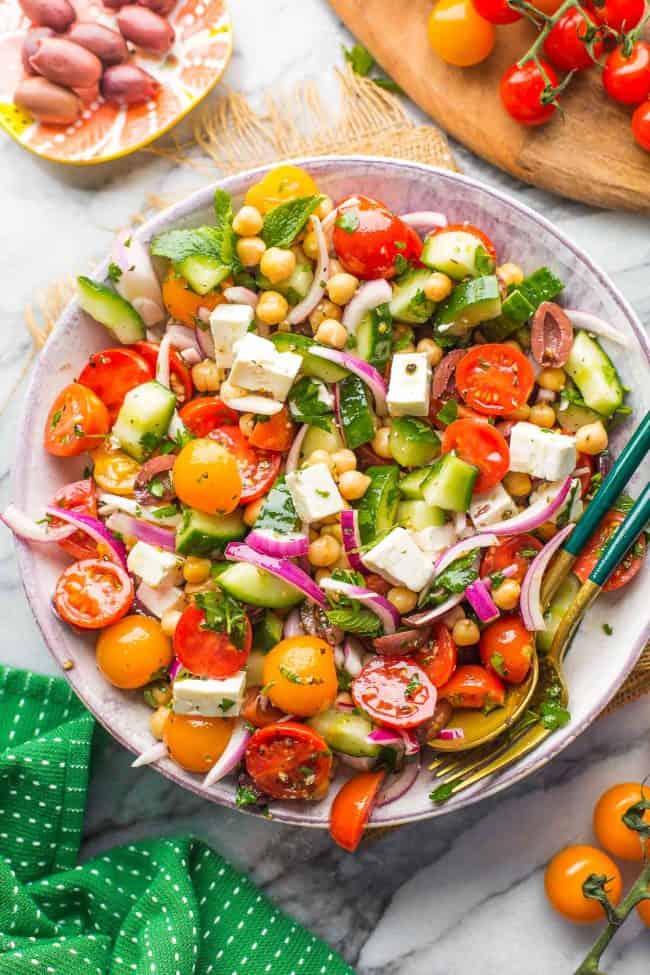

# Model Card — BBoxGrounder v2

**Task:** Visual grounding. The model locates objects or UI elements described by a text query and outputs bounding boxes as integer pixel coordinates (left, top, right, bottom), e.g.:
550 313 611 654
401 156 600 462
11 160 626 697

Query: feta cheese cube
136 582 184 619
469 483 517 529
387 352 432 418
509 422 577 481
285 463 344 523
126 541 182 589
229 333 301 402
172 672 247 717
363 527 435 592
210 303 254 367
529 478 584 525
412 524 458 557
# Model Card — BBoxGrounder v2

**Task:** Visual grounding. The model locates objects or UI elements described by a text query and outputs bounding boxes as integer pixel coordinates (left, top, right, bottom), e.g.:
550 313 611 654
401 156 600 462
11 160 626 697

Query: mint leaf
342 42 374 77
151 189 237 269
261 196 321 248
214 188 238 268
326 606 383 638
288 376 333 430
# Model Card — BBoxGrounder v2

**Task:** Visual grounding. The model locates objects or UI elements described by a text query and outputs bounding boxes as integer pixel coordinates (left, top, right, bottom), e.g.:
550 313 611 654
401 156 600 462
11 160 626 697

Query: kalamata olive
14 76 81 124
422 699 454 742
137 0 177 14
101 63 160 105
19 0 76 31
29 37 103 88
103 0 131 7
432 349 466 399
531 301 574 368
67 23 129 67
21 27 55 74
117 5 175 53
72 84 100 105
373 628 432 655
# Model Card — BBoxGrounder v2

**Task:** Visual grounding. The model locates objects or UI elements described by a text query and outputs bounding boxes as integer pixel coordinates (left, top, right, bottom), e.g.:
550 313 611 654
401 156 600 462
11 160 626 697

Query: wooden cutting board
328 0 650 213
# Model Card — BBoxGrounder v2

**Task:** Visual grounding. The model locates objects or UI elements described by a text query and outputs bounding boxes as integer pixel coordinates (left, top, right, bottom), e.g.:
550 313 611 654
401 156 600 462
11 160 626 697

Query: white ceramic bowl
13 157 650 828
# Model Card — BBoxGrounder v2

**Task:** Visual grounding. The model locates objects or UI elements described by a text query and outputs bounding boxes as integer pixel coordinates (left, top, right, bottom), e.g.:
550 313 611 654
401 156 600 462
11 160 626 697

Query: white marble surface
0 1 649 972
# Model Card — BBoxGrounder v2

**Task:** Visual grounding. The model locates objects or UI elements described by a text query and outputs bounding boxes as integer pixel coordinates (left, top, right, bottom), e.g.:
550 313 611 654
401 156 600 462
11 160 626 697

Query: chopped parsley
151 505 179 519
336 210 360 234
602 623 613 636
219 699 235 713
194 590 249 650
235 784 260 808
51 409 63 428
404 675 422 699
279 665 323 686
107 262 123 282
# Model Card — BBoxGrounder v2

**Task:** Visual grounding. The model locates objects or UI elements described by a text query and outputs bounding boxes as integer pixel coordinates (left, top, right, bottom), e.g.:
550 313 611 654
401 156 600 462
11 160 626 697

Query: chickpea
191 359 222 393
331 448 357 475
243 498 264 527
321 523 343 542
529 403 556 428
183 556 211 585
308 534 341 567
160 608 182 638
233 205 263 237
305 449 334 470
317 196 334 220
387 586 418 614
260 246 296 285
315 318 348 349
371 426 392 459
416 337 444 367
537 367 566 392
537 521 558 542
150 706 170 740
339 470 371 501
256 290 289 326
309 299 342 332
509 403 531 421
492 579 521 611
424 272 453 303
503 471 532 497
452 618 480 646
497 263 524 288
236 236 266 267
326 272 359 306
575 420 608 456
303 230 320 261
145 681 172 708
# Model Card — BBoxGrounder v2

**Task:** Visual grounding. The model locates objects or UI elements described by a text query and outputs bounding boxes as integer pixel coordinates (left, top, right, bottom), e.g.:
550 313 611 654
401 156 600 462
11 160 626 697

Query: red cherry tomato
480 615 534 685
587 0 644 31
543 6 603 71
50 478 99 561
441 418 510 493
456 344 535 417
333 195 423 280
248 406 296 453
415 622 458 688
603 43 650 105
209 426 281 504
245 721 333 800
44 383 110 457
500 59 560 126
575 452 595 497
54 558 134 630
128 341 193 403
352 657 437 729
173 602 252 679
632 99 650 150
439 665 506 711
77 347 154 422
178 396 238 436
573 510 646 591
481 533 543 584
329 770 385 853
472 0 521 24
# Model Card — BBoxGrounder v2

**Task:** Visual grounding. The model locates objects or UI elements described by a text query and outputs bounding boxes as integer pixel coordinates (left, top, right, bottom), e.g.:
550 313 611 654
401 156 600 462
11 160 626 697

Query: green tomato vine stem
573 862 650 975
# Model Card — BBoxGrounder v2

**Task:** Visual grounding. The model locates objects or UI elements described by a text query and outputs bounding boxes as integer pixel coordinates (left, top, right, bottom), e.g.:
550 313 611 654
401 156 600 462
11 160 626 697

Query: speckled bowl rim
14 156 650 828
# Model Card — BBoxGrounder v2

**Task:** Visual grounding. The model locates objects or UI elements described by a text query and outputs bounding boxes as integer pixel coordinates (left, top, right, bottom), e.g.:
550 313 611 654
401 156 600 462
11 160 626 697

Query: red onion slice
311 347 387 416
520 522 574 631
288 215 329 324
203 720 252 788
168 657 183 681
435 727 465 742
340 509 366 574
283 608 305 638
342 279 392 335
464 578 500 623
564 310 631 348
375 756 420 807
223 286 259 308
112 230 165 327
335 691 355 711
400 211 448 233
404 591 465 627
319 577 400 634
196 322 215 359
166 323 201 355
487 477 573 536
432 533 499 579
2 504 76 543
286 424 308 474
246 529 309 559
45 506 127 568
131 741 168 768
156 331 172 388
396 727 420 756
343 636 365 677
225 542 327 607
107 512 176 552
367 727 403 747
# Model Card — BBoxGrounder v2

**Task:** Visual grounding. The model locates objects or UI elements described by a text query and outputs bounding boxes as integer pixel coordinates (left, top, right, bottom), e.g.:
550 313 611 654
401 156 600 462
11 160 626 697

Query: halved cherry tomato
161 268 225 328
575 452 594 498
77 347 153 422
241 687 287 728
209 426 281 504
173 602 252 678
352 657 436 729
96 615 172 689
593 782 650 861
91 445 141 497
573 509 646 591
44 383 110 457
248 407 296 453
438 664 506 710
415 622 458 688
173 437 242 514
545 845 622 923
456 344 535 417
245 165 319 214
245 721 333 800
54 558 134 630
164 712 234 774
333 195 423 280
480 615 533 685
472 0 521 24
179 396 238 436
543 6 603 72
441 418 509 493
500 60 560 126
602 42 650 105
429 223 497 270
128 341 193 404
329 770 385 853
428 0 496 67
481 533 543 584
50 479 99 561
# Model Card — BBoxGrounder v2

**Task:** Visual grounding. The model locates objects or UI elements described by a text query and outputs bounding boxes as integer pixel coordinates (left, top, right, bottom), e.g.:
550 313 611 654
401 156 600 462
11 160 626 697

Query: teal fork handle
590 481 650 587
565 410 650 557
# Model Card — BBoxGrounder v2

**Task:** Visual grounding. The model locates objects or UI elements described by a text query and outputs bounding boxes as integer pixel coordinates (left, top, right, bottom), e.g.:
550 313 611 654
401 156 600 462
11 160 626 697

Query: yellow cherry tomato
245 165 319 215
161 268 225 327
545 845 622 923
593 782 650 861
163 712 234 773
172 437 242 515
96 615 172 689
262 636 338 717
91 445 141 496
427 0 495 67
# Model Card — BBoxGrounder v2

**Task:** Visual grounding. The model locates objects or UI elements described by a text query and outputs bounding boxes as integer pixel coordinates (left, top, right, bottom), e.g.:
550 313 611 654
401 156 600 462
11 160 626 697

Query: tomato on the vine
587 0 644 31
333 196 422 280
593 782 650 861
473 0 521 24
428 0 496 67
545 846 622 923
632 99 650 150
602 42 650 105
500 59 560 126
543 6 603 72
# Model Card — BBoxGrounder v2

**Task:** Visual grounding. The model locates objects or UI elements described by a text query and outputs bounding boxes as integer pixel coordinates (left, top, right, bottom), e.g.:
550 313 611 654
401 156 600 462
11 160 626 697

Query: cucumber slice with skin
397 500 446 531
77 276 145 344
252 610 284 653
398 466 435 500
218 562 305 609
176 506 246 557
338 374 375 449
556 397 603 434
112 380 176 461
421 230 495 280
356 303 392 370
300 419 344 459
537 574 580 653
422 452 478 513
389 268 435 324
177 255 230 296
434 275 502 336
270 333 348 383
389 417 440 468
259 264 314 306
565 331 624 417
356 465 400 544
307 709 381 759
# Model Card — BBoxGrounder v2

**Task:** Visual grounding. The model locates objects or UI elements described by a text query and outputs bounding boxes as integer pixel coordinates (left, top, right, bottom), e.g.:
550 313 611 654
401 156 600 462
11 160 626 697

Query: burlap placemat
18 67 649 712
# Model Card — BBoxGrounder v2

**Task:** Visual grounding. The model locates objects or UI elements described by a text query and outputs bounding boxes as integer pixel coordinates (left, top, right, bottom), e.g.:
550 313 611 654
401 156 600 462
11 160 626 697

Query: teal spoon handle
565 410 650 557
590 481 650 587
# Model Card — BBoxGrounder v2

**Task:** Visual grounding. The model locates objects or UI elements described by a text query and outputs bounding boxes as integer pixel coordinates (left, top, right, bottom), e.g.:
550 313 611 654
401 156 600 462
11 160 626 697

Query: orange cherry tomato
481 533 542 584
415 622 458 688
352 657 436 729
209 426 281 504
333 195 423 281
173 602 252 679
439 665 506 711
593 782 650 861
441 418 509 493
128 341 193 404
164 712 234 774
456 344 536 417
179 396 238 436
573 509 646 592
50 478 99 561
161 268 225 327
248 406 296 453
245 721 333 800
44 382 110 457
77 347 154 422
96 615 172 689
245 165 319 214
428 0 496 67
545 845 622 923
262 636 338 717
638 888 650 927
329 770 385 853
172 437 242 515
54 558 134 630
480 615 533 685
241 687 287 728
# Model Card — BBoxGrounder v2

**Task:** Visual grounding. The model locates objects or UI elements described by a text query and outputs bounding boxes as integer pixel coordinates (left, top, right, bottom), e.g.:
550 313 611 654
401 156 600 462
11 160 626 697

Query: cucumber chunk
556 395 603 434
397 500 446 531
421 229 495 280
389 417 440 468
77 276 145 344
177 255 230 295
176 507 246 557
434 275 502 336
252 610 284 653
422 452 478 513
218 562 305 609
482 266 564 342
398 466 435 500
112 380 176 461
356 303 392 370
259 264 314 306
338 375 375 449
300 419 344 459
254 476 298 534
537 574 580 653
389 268 435 324
307 709 380 758
271 333 348 383
356 465 400 544
565 331 624 417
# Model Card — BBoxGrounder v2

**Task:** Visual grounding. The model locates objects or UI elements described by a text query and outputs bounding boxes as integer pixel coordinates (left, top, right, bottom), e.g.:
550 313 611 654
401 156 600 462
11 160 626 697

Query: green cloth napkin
0 665 354 975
